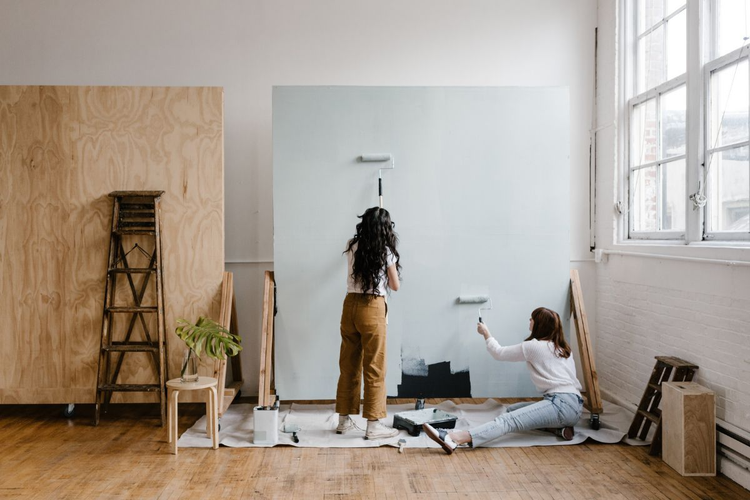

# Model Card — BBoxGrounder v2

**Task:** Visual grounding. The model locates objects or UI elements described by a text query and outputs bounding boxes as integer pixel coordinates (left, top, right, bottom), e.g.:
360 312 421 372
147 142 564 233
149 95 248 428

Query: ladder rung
637 409 660 423
103 344 159 353
119 221 155 228
119 203 155 210
119 210 155 217
108 268 156 274
98 384 161 392
107 306 158 313
655 356 699 369
115 230 156 235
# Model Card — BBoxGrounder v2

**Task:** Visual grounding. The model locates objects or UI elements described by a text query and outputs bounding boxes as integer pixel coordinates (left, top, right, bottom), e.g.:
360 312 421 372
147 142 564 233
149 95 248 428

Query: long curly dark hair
344 207 401 295
525 307 572 358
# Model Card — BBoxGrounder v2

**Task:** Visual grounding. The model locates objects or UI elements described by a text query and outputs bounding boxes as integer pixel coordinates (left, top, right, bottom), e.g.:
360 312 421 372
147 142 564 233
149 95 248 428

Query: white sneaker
365 420 399 440
336 415 358 434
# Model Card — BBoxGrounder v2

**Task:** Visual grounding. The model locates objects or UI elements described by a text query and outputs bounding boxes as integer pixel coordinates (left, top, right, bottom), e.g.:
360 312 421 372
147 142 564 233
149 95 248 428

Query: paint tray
392 408 458 437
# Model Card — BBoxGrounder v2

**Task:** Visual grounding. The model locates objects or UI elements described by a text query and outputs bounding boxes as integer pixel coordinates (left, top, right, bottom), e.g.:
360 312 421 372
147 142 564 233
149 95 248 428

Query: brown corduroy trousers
335 293 388 420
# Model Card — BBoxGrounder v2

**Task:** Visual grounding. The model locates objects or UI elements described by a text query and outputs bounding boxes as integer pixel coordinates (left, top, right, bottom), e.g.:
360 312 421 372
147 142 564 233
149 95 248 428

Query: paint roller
457 294 493 323
359 154 394 208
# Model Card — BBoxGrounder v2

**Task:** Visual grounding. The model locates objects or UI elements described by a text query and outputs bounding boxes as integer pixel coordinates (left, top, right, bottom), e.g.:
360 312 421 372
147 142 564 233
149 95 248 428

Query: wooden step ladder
628 356 698 455
95 191 168 426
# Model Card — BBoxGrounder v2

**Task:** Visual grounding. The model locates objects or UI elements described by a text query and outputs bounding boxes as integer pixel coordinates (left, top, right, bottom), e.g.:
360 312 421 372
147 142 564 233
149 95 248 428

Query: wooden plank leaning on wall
213 271 243 416
258 271 275 408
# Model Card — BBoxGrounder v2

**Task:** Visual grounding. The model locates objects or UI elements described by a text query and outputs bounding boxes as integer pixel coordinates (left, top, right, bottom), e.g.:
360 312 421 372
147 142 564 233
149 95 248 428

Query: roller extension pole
379 175 383 208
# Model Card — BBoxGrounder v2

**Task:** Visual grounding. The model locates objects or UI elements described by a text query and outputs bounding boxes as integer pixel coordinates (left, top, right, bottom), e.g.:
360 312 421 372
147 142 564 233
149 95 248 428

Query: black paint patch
396 360 471 398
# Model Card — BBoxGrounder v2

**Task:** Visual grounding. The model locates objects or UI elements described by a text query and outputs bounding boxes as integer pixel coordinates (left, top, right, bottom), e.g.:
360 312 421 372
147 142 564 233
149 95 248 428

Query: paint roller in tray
457 294 493 323
359 154 394 208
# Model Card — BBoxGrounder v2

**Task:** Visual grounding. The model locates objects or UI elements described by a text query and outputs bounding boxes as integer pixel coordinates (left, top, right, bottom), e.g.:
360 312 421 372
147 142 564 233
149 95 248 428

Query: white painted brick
595 263 750 431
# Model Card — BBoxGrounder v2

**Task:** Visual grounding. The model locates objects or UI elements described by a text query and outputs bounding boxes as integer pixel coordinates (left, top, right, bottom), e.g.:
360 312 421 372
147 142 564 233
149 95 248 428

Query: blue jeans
469 393 584 447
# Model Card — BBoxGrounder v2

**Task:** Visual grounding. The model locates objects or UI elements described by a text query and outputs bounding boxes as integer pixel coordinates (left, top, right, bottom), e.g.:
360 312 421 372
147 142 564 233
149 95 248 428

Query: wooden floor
0 399 748 500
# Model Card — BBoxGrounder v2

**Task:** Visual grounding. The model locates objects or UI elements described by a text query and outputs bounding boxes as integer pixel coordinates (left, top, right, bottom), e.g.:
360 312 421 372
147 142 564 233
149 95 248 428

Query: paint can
253 406 279 445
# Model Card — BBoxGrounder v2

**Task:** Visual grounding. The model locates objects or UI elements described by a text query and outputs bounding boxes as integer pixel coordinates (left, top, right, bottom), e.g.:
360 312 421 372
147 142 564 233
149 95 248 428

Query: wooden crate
662 381 716 476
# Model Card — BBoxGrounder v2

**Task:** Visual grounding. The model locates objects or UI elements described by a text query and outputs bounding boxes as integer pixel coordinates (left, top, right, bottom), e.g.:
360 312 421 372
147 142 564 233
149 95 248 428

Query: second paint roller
359 154 394 208
457 294 493 323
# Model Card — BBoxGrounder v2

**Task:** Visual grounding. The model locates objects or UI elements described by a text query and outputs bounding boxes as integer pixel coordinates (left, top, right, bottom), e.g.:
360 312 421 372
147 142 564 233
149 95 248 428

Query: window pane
666 0 685 16
638 25 666 92
710 60 749 148
632 166 658 232
708 146 750 232
661 159 686 230
717 0 750 58
666 9 686 80
632 99 658 167
638 0 665 34
662 85 686 158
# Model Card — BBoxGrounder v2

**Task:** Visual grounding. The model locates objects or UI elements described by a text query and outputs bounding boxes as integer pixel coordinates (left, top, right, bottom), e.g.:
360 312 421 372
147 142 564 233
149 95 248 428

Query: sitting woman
424 307 583 454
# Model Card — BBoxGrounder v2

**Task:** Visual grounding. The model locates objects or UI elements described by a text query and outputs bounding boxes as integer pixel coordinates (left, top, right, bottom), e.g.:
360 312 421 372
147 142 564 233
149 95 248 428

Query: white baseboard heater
717 420 750 491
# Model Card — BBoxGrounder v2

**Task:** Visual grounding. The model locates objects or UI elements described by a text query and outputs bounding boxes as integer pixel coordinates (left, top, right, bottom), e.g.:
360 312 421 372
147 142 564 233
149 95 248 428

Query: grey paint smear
401 356 429 377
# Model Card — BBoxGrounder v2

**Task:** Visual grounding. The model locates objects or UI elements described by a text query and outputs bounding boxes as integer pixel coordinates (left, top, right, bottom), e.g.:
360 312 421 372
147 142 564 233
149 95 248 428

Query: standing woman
335 207 402 440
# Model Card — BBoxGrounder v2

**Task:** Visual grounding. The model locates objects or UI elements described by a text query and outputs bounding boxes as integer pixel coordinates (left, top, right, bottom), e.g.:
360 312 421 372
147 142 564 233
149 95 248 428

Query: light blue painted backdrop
273 87 569 399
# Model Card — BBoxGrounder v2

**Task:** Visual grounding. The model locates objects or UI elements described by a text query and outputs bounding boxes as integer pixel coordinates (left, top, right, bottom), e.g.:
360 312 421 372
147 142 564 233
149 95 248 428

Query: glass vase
180 348 199 383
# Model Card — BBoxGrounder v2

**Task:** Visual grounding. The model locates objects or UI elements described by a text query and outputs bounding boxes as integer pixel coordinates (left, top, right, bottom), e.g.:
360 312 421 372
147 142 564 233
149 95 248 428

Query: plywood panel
0 86 224 403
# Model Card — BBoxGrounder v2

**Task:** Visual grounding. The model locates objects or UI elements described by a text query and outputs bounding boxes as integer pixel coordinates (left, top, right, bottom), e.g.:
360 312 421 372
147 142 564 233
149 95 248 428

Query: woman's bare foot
447 430 472 445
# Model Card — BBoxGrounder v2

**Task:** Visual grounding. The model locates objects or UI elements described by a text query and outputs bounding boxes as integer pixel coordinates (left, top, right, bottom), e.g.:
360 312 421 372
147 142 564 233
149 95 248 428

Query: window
704 1 750 239
624 0 750 241
628 0 687 238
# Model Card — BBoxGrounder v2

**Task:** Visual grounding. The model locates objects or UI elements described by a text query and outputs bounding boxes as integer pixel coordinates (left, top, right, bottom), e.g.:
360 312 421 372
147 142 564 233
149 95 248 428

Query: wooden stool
167 377 219 455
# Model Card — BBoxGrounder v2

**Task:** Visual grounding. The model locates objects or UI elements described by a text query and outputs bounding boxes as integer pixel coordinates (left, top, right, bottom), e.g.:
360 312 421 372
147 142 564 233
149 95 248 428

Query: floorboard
0 399 747 499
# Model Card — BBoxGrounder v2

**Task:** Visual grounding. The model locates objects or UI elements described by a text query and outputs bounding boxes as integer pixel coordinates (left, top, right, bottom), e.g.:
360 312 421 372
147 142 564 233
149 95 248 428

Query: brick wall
596 257 750 429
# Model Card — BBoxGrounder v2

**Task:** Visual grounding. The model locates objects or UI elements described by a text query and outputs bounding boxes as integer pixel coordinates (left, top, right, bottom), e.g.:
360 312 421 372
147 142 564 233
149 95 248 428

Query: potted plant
175 316 242 383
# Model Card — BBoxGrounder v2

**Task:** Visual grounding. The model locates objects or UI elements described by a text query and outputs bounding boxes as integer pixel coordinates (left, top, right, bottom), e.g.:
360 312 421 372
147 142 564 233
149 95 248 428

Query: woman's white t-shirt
345 242 396 296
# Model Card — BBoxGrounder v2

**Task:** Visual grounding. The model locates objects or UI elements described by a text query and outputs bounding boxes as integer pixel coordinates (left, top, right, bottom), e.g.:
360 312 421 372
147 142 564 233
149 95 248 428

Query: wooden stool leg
210 386 219 449
206 391 211 436
167 388 173 443
170 389 180 455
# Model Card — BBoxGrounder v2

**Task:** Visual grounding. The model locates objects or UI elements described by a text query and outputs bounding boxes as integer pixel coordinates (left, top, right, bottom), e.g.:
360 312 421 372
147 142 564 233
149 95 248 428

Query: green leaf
174 315 242 361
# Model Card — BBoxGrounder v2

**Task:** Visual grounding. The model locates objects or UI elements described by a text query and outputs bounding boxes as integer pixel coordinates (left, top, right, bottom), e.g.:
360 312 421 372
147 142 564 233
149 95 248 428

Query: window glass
717 0 750 58
708 146 750 232
661 159 686 230
709 60 749 148
632 166 659 232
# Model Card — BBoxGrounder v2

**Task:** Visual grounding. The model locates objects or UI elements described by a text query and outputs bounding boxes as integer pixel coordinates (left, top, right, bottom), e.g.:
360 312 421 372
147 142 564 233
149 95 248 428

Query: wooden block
662 381 716 476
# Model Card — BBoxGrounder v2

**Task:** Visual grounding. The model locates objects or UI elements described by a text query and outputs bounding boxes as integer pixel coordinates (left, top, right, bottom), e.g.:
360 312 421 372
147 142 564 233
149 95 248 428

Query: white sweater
486 337 582 396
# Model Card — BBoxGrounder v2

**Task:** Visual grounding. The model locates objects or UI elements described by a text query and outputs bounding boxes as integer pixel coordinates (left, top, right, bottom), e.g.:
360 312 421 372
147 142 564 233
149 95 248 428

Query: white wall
596 0 750 487
0 0 597 396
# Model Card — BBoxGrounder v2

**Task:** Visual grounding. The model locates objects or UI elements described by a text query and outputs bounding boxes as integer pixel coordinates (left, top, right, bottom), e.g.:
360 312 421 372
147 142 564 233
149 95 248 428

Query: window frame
702 41 750 241
626 0 689 240
621 0 750 243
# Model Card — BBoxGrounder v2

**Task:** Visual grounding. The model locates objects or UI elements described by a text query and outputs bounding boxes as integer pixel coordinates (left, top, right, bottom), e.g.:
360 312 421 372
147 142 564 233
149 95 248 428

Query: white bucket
253 406 279 445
